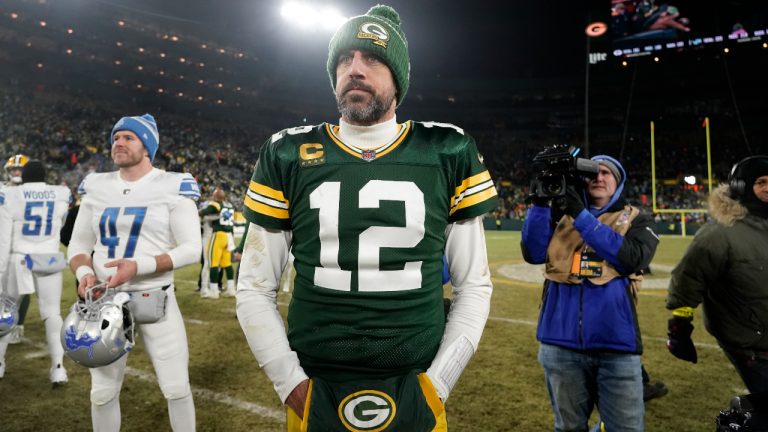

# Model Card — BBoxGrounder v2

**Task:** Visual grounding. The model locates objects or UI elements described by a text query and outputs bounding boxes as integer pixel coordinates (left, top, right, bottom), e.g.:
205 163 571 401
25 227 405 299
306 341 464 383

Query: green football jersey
200 200 235 233
243 121 497 379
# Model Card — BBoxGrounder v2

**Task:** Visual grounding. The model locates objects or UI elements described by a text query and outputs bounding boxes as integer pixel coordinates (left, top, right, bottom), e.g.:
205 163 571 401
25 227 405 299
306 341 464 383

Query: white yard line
27 339 285 422
488 316 537 326
124 368 284 421
23 349 50 359
184 318 208 325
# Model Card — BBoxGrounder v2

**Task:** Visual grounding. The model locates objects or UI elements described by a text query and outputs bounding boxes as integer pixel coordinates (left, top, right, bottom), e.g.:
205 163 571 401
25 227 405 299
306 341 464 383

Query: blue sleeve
179 173 201 201
77 177 87 196
572 210 626 272
441 255 451 285
521 205 554 264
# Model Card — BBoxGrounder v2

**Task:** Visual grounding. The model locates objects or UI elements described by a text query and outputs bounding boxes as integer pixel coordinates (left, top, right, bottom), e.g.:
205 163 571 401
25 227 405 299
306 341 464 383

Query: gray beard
336 92 394 125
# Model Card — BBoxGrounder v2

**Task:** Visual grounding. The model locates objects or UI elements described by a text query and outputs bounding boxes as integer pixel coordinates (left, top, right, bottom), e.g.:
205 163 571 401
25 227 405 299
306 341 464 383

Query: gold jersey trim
325 121 411 160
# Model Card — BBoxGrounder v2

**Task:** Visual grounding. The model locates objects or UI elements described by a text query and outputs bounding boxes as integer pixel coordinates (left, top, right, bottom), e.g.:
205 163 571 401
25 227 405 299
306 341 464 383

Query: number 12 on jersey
99 207 147 258
309 180 425 292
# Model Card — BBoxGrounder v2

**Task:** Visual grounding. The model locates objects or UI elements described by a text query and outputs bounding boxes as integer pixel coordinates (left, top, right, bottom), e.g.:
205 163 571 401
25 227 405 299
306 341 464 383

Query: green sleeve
235 222 249 253
242 137 292 230
666 224 727 310
447 135 498 222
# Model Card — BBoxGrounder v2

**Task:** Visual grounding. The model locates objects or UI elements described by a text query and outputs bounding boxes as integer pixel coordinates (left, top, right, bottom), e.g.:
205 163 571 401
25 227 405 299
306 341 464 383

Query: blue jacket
521 197 659 354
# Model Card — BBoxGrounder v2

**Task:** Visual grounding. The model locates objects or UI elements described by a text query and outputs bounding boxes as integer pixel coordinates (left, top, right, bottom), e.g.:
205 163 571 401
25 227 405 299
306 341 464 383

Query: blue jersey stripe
179 178 201 200
77 179 86 196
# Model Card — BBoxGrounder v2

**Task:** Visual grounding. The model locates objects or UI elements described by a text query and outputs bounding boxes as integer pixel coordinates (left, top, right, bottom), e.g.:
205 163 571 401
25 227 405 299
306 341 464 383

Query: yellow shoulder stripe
249 180 288 204
244 195 289 219
451 171 492 206
449 187 497 216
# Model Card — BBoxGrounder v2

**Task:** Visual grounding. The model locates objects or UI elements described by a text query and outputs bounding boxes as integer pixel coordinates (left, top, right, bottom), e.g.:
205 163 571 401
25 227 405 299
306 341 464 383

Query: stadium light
684 176 696 185
280 2 347 31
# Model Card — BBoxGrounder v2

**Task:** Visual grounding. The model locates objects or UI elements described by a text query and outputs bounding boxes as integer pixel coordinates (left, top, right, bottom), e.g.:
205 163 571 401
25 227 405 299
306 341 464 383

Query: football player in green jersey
199 188 237 298
236 5 498 431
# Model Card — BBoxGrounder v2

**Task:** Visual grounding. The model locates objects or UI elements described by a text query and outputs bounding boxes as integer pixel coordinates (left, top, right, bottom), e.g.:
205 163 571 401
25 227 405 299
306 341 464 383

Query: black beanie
21 160 46 183
738 156 768 189
732 155 768 218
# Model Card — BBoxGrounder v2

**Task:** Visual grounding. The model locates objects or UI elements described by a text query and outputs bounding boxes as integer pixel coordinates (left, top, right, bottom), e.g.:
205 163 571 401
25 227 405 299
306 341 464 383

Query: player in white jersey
67 114 201 432
3 154 31 344
0 160 71 383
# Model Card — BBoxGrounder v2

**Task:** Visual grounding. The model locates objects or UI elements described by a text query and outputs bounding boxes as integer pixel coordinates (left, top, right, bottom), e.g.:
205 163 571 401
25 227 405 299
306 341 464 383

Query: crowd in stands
0 89 268 204
1 86 763 229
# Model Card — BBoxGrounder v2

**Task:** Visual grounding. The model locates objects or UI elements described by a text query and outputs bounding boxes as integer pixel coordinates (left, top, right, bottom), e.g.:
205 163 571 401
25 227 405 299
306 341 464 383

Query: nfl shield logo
361 150 376 161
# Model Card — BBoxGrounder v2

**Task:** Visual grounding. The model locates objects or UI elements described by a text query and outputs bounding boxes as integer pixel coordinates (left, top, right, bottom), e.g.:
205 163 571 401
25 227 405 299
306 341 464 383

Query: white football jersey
76 168 200 291
0 182 71 254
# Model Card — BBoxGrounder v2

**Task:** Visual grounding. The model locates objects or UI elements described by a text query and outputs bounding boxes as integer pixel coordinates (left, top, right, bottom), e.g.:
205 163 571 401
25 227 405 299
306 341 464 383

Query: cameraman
666 156 768 394
521 154 659 432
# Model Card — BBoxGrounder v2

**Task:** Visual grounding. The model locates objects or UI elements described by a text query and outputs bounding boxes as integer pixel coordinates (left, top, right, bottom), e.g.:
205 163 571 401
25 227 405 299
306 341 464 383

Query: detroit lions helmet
0 293 18 338
61 284 135 368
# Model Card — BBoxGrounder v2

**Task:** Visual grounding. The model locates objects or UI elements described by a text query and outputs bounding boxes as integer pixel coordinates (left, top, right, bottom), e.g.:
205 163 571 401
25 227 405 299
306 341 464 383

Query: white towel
10 253 35 295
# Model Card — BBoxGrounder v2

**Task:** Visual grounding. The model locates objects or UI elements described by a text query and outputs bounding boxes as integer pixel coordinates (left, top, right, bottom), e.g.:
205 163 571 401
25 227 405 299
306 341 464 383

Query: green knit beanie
327 4 410 106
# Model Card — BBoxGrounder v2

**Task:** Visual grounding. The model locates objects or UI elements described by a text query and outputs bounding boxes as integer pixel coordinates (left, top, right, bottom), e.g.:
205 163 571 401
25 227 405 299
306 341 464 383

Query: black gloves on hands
667 316 698 363
527 179 551 207
562 185 585 218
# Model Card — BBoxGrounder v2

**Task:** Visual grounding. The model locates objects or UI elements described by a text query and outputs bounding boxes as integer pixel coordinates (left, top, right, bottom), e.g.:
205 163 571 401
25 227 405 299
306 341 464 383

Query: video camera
529 144 600 199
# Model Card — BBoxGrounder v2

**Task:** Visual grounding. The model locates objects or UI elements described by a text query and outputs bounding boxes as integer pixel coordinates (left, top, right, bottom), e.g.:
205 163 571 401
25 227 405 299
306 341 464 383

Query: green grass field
0 232 745 431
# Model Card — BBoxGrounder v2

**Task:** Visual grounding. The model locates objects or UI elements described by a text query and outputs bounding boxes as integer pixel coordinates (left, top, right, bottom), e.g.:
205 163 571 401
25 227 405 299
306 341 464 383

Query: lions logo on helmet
4 154 29 185
61 286 135 368
0 293 19 338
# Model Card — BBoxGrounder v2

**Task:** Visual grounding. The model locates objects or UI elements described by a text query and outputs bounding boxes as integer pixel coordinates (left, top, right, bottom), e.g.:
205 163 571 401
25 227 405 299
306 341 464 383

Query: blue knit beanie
110 114 159 162
588 155 627 216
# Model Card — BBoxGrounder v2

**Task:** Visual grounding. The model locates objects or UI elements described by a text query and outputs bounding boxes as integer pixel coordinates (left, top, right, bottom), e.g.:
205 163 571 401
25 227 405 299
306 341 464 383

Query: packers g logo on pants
338 390 397 432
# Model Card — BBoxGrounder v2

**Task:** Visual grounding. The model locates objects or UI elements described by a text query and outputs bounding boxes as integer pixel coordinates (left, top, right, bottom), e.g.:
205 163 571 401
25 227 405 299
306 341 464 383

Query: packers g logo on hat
357 22 389 48
338 390 397 432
